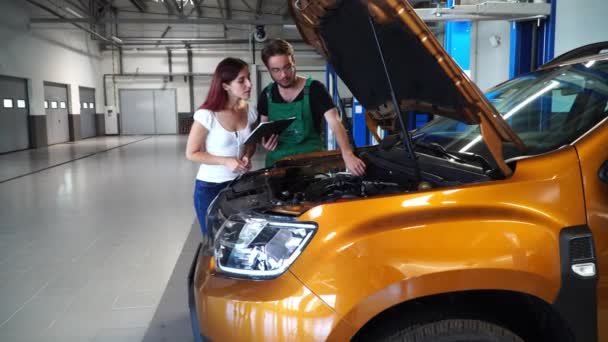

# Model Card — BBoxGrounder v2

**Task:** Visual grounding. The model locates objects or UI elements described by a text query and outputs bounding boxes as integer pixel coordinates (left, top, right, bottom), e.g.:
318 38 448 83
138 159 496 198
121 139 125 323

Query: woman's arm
186 122 247 172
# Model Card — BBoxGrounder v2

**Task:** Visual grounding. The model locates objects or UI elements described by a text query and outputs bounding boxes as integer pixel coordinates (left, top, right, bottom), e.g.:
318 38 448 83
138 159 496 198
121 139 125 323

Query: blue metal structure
445 0 472 74
508 0 556 130
351 97 368 147
509 0 556 78
326 63 371 148
325 63 338 150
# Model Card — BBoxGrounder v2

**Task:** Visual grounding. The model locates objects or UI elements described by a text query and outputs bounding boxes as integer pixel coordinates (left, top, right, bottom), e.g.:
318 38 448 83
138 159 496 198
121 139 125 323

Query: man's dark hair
261 39 294 66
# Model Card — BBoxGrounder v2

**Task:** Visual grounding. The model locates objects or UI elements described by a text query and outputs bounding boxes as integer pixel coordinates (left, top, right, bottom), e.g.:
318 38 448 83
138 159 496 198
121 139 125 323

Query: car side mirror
599 160 608 183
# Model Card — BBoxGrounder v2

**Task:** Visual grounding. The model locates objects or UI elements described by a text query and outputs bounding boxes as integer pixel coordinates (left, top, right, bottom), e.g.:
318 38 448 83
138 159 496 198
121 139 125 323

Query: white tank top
194 106 258 183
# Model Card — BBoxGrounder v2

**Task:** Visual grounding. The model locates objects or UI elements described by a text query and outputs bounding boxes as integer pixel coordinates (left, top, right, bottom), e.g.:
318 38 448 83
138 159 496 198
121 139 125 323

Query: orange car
188 0 608 341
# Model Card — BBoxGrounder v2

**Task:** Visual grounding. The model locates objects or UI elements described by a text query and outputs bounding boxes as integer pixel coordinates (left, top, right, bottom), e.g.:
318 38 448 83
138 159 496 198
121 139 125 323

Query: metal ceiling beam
239 0 253 11
162 0 175 15
255 0 263 16
79 0 89 10
64 0 88 14
101 37 306 48
107 38 251 46
156 26 172 46
216 0 225 18
169 0 182 16
194 0 204 17
416 2 550 21
24 0 117 45
123 37 227 42
127 0 146 13
225 0 231 19
31 16 292 25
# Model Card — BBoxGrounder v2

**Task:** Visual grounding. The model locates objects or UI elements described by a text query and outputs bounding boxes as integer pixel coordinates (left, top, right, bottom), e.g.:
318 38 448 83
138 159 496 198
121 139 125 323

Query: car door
574 109 608 341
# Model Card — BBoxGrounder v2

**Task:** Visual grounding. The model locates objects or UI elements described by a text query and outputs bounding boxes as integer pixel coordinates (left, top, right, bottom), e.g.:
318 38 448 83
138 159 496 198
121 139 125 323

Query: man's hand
261 134 279 151
343 151 366 176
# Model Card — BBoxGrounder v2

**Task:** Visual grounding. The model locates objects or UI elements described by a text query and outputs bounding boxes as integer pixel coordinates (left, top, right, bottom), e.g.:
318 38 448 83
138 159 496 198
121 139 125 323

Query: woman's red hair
200 57 248 111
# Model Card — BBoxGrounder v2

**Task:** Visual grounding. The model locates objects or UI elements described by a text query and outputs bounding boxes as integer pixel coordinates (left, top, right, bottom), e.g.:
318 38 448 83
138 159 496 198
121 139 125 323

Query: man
258 38 366 176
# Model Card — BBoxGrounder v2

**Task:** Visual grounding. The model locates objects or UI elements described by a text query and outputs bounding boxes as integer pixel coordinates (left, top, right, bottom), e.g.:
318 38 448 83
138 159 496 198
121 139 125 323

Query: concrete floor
0 135 224 342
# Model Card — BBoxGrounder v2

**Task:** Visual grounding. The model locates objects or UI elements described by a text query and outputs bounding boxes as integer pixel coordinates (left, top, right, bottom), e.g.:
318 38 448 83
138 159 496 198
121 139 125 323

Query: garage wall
0 0 103 146
101 24 325 134
470 21 511 92
555 0 608 56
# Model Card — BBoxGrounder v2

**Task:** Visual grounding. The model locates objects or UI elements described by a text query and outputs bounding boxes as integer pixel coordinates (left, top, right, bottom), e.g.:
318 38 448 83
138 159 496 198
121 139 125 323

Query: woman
186 57 257 236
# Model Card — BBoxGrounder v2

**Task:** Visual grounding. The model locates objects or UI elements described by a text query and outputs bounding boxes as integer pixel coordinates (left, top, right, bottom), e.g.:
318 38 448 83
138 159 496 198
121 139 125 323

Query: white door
0 75 29 153
44 83 69 145
79 87 96 138
119 89 177 134
153 89 177 134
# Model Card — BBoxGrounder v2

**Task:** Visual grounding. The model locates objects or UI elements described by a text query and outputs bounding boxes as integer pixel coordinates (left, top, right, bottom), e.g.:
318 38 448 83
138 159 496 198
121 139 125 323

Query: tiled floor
0 135 240 342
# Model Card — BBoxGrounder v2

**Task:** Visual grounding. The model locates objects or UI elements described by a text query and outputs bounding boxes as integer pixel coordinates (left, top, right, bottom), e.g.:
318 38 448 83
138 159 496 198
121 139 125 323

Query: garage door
44 82 70 145
0 75 29 153
119 89 177 135
79 87 96 139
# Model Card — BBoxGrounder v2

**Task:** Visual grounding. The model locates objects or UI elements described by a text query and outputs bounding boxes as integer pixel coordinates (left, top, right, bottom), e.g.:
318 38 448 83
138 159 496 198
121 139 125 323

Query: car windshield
413 58 608 161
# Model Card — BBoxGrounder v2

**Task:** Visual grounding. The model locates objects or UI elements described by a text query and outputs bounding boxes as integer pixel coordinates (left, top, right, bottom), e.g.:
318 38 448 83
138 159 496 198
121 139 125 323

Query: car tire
383 319 524 342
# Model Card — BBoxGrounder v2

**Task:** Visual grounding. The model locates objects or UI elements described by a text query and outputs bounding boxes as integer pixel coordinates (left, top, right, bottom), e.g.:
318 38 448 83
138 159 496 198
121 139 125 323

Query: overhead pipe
167 48 173 82
24 0 119 46
187 44 195 112
156 26 172 47
121 37 227 42
31 17 292 25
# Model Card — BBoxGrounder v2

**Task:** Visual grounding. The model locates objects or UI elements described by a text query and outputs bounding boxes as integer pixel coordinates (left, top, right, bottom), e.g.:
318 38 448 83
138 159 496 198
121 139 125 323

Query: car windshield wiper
414 141 465 161
414 141 493 171
453 150 494 172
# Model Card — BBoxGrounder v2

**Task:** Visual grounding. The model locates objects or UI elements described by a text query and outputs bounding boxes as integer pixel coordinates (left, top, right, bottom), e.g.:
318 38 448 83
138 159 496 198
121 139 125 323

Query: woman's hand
241 156 252 171
224 157 249 173
261 134 278 151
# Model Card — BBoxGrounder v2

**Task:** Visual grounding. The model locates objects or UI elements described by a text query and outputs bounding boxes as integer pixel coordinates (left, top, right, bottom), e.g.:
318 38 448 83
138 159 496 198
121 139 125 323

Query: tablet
244 117 296 145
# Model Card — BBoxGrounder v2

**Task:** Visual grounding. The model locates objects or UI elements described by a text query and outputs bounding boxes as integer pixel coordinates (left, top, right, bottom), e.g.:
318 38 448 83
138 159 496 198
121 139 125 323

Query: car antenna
367 14 421 182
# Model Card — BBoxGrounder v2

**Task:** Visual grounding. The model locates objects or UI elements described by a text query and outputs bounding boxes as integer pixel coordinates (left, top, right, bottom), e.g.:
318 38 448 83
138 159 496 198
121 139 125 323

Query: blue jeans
193 179 230 236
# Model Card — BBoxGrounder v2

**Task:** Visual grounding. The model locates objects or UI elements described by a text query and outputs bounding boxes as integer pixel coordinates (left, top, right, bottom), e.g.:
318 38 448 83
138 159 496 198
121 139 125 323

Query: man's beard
275 75 296 89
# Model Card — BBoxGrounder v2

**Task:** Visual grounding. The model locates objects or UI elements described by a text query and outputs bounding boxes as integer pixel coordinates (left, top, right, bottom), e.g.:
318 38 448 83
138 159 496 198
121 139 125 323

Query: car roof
541 41 608 69
545 52 608 68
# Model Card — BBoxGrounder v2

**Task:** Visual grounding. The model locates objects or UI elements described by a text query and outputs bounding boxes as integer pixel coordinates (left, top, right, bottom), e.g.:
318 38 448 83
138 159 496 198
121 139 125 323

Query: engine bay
215 140 493 218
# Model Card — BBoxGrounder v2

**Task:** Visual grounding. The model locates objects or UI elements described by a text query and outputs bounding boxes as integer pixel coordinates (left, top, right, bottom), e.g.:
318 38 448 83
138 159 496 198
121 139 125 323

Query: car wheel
383 319 524 342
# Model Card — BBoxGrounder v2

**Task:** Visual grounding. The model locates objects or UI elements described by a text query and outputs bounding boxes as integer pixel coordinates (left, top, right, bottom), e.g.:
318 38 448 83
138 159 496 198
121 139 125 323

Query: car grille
570 236 594 262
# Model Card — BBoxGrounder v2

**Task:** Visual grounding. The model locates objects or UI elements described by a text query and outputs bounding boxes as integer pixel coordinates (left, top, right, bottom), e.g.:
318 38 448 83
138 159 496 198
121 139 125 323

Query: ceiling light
64 7 83 18
111 36 124 44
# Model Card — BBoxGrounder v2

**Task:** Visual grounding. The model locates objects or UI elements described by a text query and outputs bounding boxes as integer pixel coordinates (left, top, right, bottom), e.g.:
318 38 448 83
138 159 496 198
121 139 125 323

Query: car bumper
188 243 353 341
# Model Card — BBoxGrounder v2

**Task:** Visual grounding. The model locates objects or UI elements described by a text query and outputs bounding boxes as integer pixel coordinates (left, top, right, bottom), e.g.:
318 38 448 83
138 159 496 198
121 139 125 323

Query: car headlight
214 213 317 279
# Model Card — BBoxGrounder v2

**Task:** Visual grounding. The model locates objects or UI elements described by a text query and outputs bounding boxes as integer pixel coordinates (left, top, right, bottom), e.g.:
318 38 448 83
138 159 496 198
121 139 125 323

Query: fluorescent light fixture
64 7 83 18
111 36 124 44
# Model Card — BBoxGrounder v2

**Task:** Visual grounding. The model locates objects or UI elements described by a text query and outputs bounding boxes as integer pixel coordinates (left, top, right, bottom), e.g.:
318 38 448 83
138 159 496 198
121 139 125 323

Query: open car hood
289 0 524 176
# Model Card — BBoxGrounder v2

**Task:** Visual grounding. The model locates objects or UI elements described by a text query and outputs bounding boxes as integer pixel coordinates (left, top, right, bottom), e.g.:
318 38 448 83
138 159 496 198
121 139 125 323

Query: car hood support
290 0 526 177
367 13 420 181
